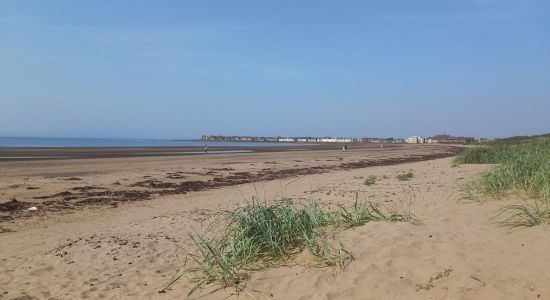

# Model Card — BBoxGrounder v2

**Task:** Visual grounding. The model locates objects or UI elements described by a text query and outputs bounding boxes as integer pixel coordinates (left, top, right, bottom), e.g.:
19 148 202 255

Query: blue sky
1 0 549 139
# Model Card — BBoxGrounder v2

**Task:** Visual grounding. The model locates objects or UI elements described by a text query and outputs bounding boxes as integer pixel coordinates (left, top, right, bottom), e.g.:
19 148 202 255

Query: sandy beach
3 0 548 298
1 144 549 299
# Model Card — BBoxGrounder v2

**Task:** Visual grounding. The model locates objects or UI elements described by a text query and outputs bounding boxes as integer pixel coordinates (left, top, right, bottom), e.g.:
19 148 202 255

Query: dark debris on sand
0 199 31 212
1 148 462 222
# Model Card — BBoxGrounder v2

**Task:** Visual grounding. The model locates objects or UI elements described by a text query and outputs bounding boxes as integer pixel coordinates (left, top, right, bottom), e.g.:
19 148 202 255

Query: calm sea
0 137 298 148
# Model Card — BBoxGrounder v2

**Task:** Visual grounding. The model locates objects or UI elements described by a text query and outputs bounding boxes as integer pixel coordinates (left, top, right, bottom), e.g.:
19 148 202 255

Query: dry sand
1 145 549 299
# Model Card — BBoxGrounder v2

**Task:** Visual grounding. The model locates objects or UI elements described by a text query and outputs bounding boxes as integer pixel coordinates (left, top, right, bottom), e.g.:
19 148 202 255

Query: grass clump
396 171 414 181
456 136 550 227
454 145 515 164
337 197 422 228
491 202 550 227
363 175 377 186
165 196 420 296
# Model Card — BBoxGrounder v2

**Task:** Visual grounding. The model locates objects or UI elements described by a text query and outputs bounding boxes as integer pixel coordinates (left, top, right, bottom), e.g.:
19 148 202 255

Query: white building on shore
201 135 355 143
405 136 425 144
277 137 295 142
319 137 353 143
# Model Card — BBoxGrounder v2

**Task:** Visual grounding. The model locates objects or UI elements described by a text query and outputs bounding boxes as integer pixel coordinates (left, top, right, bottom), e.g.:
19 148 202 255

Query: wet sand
0 143 397 161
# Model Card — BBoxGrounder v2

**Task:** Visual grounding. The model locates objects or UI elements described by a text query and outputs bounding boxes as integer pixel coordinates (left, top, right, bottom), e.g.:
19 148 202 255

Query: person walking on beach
204 144 208 154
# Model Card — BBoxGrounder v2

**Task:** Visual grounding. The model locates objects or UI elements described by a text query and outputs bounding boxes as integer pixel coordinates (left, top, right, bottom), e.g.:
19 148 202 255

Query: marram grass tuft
163 196 420 296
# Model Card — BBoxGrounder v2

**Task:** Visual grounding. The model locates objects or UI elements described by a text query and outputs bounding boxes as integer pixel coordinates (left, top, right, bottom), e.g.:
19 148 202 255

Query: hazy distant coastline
0 137 301 148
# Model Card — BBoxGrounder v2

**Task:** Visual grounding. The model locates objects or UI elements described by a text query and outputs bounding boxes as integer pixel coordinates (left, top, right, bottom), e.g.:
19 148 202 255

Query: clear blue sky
1 0 549 139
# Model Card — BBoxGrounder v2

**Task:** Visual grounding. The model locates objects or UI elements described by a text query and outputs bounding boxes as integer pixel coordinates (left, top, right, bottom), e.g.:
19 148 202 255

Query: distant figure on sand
204 144 208 154
343 145 348 152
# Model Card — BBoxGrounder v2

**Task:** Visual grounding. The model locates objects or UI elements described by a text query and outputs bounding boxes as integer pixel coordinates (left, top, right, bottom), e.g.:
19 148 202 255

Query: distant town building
427 134 466 145
278 137 295 142
201 135 355 143
405 136 425 144
202 134 474 145
368 138 379 143
359 137 407 144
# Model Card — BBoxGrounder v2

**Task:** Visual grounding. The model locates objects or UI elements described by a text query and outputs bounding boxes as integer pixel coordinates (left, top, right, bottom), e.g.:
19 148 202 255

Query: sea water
0 137 299 148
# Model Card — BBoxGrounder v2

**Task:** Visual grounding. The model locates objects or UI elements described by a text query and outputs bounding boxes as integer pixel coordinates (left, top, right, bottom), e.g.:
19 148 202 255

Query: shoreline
0 143 401 161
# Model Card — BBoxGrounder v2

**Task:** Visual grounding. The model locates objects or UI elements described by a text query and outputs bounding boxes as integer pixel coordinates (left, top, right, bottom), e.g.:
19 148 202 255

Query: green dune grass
456 135 550 227
164 196 420 296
